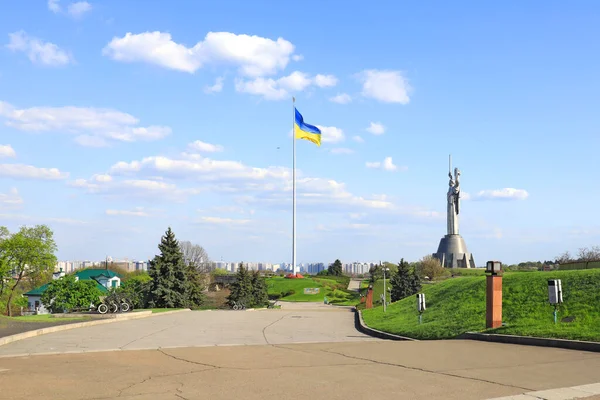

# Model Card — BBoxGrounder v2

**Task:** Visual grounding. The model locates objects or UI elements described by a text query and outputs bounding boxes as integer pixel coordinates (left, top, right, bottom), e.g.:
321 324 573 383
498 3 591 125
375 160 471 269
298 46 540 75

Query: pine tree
184 263 205 309
328 259 343 276
390 258 418 302
410 264 422 294
147 227 188 308
250 271 269 307
227 263 253 307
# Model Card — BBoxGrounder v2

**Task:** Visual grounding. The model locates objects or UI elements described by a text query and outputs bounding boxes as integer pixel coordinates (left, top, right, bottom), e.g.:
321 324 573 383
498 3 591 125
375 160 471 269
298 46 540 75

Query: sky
0 1 599 266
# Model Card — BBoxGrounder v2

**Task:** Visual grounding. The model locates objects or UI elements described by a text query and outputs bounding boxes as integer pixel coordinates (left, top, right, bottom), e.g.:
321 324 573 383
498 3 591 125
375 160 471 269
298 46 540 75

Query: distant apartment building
307 263 326 275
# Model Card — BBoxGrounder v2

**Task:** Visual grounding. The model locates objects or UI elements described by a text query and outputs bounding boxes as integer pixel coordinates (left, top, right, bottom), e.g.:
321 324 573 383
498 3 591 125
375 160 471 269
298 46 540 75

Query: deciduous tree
41 274 103 314
416 255 445 280
0 225 57 316
179 241 211 272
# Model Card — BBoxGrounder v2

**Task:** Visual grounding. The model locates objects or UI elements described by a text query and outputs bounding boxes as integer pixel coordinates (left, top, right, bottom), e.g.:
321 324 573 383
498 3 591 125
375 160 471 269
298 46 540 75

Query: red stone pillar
486 275 502 328
365 286 374 309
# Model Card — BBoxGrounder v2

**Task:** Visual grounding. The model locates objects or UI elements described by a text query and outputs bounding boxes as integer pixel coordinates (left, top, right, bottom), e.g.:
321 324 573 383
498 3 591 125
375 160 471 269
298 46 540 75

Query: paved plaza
0 306 599 400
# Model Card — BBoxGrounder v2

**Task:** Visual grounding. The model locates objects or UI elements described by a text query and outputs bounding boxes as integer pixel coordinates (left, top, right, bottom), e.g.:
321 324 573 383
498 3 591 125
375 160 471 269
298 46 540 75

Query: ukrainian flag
294 108 321 146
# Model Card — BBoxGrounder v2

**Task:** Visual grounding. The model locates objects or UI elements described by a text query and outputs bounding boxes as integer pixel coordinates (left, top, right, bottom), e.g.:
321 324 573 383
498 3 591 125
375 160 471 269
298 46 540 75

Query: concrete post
486 275 502 329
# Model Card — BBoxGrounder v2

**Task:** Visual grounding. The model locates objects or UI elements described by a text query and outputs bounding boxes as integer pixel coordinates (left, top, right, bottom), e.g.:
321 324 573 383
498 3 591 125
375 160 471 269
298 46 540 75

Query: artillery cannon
96 292 134 314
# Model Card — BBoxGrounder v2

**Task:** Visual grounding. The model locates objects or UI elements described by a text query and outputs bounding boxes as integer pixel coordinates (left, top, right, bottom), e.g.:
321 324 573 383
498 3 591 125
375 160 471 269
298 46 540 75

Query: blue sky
0 0 599 266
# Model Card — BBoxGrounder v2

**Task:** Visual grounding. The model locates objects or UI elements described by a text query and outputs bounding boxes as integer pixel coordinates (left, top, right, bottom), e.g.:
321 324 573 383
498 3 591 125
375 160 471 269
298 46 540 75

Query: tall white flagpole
292 97 297 275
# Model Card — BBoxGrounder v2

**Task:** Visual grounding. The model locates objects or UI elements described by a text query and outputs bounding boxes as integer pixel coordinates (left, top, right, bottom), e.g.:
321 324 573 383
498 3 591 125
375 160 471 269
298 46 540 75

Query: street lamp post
382 263 390 313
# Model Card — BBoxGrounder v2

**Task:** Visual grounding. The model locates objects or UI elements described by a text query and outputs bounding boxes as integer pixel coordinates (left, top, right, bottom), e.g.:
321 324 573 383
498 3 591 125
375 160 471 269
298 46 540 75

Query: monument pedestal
433 234 476 268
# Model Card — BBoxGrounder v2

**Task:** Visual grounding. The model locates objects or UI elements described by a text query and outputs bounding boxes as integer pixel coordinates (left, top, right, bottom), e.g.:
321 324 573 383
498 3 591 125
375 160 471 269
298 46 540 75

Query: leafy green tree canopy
0 225 57 316
41 274 103 314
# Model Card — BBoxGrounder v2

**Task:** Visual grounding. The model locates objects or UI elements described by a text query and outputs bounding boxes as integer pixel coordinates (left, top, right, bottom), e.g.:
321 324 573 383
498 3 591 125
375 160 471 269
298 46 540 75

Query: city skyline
1 2 599 265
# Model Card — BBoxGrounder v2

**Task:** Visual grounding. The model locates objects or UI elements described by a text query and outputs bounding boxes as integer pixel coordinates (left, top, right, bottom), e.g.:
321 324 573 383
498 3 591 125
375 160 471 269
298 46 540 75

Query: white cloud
74 135 109 147
0 145 16 158
235 71 338 100
106 207 149 217
188 140 224 153
110 155 290 182
366 157 404 172
199 216 251 225
0 188 23 207
292 54 303 62
352 135 364 143
234 77 288 100
0 212 87 225
277 71 313 91
329 93 352 104
0 100 171 145
366 122 385 135
204 76 224 94
103 31 296 77
96 149 398 214
0 164 68 180
314 74 338 87
92 174 112 182
316 126 344 143
358 69 410 104
6 31 73 66
474 188 529 201
70 176 200 202
67 1 92 18
48 0 60 13
330 148 354 155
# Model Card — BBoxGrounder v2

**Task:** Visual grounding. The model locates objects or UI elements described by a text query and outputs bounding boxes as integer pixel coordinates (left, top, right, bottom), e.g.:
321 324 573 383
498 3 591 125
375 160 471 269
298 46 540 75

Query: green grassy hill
361 269 600 341
266 276 357 303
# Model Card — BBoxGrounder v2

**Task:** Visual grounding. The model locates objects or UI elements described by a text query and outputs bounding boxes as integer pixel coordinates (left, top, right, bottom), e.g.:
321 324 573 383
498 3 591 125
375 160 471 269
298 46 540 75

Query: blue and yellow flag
294 108 321 147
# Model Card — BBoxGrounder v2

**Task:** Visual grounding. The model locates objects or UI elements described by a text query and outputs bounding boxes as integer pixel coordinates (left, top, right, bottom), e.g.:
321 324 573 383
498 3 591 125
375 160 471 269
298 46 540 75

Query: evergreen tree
184 263 206 309
250 271 269 307
147 227 188 308
410 263 422 294
227 263 253 307
328 259 343 276
390 258 419 302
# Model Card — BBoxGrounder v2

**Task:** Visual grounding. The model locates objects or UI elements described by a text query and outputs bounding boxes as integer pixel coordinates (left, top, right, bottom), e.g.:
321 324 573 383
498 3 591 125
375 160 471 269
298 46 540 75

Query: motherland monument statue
433 156 476 268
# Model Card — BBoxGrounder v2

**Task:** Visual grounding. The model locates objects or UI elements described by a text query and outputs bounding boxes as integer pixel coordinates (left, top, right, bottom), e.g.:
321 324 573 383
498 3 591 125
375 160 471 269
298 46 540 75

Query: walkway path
347 278 362 292
0 307 374 357
2 305 600 400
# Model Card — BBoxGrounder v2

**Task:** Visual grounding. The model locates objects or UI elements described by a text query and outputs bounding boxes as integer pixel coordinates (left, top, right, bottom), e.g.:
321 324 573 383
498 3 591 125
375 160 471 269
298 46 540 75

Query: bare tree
179 241 211 272
555 251 573 264
577 246 600 262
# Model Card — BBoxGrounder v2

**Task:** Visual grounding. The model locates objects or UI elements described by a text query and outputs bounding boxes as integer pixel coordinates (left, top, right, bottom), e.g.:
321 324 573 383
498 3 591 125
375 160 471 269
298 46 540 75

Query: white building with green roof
24 269 122 314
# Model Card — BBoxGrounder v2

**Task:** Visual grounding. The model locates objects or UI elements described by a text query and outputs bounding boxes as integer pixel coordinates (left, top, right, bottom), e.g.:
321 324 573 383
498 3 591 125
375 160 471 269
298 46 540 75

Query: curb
0 309 191 348
460 332 600 353
354 308 417 341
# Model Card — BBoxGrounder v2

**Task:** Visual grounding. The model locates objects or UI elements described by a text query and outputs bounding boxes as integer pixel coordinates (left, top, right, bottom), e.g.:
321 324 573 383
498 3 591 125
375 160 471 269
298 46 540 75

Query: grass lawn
7 314 88 322
267 276 356 303
134 308 183 313
362 269 600 341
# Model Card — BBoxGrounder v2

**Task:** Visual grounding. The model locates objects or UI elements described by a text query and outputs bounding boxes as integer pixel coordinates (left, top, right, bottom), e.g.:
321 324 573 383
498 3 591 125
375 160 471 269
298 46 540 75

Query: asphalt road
1 307 599 400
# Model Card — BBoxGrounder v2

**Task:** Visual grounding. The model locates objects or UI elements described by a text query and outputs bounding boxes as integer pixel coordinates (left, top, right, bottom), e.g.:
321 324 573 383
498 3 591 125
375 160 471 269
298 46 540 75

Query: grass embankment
133 308 183 313
362 269 600 341
5 314 88 322
267 276 358 304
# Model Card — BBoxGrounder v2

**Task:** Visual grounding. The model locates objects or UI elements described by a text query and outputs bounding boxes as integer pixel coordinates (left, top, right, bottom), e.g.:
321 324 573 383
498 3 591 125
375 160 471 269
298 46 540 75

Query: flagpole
292 97 297 275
